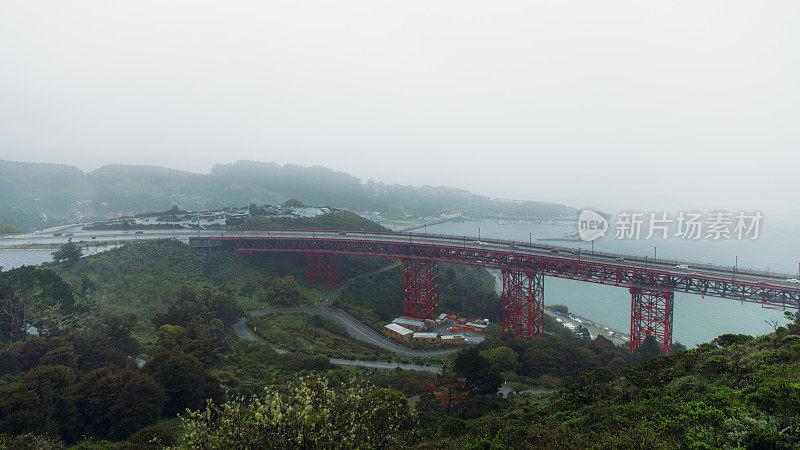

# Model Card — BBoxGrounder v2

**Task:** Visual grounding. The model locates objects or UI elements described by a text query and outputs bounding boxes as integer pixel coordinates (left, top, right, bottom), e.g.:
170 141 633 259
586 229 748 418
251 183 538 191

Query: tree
0 266 76 341
76 367 165 440
154 286 243 327
102 314 140 356
79 275 96 298
480 346 519 373
0 383 51 436
283 198 304 207
128 424 176 449
265 276 301 305
23 365 79 441
453 347 503 395
631 335 664 363
179 376 415 448
52 239 82 264
144 348 222 416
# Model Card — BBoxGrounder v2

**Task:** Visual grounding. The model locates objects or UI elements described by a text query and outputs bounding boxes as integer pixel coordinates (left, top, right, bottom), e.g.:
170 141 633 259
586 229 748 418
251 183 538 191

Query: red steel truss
307 252 341 289
402 258 439 319
502 269 544 337
215 230 800 349
630 287 674 354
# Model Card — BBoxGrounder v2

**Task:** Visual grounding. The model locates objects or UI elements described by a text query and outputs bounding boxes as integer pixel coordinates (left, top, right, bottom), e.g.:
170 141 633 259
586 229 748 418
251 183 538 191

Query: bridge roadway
212 228 800 354
5 226 799 352
214 228 800 305
6 227 798 308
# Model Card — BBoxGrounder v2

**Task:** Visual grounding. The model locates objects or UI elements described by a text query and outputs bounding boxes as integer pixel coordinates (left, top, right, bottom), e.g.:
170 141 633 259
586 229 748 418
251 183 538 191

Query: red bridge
207 229 800 353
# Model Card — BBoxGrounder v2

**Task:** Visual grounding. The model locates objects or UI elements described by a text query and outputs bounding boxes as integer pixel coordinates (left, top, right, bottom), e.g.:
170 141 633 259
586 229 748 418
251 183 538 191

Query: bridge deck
212 229 800 310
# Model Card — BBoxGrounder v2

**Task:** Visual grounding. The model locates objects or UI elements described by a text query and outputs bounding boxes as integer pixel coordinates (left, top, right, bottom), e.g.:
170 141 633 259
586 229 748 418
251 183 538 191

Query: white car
787 279 800 284
676 264 689 270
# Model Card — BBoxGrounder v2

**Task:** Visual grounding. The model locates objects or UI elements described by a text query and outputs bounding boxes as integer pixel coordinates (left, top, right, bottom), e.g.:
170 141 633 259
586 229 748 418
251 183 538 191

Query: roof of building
413 332 438 339
385 323 413 335
440 334 465 340
438 313 448 320
466 322 488 329
393 317 425 327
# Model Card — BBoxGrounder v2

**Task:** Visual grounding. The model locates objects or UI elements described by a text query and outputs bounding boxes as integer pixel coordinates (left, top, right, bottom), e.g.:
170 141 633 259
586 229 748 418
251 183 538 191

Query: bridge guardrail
229 227 799 280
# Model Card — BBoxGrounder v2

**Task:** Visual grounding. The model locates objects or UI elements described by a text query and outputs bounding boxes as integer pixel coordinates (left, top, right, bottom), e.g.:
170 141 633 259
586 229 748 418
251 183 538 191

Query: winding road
232 264 463 358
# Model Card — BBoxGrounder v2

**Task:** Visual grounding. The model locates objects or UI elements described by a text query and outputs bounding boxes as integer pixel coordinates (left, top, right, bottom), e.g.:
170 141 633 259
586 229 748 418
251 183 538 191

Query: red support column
502 269 544 337
307 252 341 289
629 287 674 354
402 258 439 319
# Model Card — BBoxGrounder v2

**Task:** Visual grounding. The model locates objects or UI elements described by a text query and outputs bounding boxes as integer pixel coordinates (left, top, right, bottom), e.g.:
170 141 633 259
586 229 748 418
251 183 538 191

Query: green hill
0 159 578 225
414 324 800 449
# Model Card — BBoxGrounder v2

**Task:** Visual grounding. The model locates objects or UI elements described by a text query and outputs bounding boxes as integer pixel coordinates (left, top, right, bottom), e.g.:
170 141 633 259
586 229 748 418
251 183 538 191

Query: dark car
338 231 347 236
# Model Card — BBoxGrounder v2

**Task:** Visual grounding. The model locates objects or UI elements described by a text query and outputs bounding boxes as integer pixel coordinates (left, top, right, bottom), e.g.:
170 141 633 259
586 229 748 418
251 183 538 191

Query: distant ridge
0 159 577 222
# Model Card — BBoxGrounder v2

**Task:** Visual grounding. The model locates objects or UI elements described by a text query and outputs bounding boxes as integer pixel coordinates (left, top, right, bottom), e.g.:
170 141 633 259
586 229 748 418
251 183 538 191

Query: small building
438 313 448 321
385 323 413 340
413 332 438 343
392 317 425 331
440 334 466 344
465 322 488 332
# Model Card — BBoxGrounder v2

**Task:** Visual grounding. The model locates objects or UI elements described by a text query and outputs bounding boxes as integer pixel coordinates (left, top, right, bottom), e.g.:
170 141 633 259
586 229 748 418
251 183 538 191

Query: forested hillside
1 239 799 448
0 159 577 225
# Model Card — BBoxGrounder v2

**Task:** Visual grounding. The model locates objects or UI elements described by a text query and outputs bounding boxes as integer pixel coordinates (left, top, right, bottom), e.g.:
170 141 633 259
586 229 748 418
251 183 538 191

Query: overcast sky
1 1 798 216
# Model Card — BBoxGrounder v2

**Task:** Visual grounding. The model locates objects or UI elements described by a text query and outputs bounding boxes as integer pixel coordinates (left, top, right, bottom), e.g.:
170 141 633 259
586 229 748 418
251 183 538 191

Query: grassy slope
417 326 800 449
49 240 327 316
247 312 396 360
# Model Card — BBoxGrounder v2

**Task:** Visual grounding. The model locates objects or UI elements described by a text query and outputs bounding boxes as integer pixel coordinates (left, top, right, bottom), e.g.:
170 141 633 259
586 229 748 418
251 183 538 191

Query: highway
4 226 800 304
218 229 800 289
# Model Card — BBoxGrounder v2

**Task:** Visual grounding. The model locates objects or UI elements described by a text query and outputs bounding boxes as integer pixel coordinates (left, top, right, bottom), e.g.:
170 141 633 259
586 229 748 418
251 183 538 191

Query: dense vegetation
48 239 319 317
0 264 226 444
409 321 800 448
2 238 799 448
0 159 577 224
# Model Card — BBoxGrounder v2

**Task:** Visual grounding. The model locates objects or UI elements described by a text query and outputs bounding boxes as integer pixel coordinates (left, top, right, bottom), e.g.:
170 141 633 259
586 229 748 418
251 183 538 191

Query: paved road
233 264 463 358
7 226 799 288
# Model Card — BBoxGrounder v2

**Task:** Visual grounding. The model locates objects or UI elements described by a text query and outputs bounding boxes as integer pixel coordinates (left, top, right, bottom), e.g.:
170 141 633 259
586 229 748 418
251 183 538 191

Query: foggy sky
1 1 798 217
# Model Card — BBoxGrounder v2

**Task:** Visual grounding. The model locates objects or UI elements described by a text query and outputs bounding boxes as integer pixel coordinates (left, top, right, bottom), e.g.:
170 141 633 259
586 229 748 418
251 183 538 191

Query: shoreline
488 269 630 346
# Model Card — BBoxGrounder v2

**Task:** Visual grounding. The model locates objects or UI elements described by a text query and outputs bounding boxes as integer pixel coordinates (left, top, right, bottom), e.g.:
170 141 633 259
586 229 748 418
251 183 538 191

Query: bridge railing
228 227 799 280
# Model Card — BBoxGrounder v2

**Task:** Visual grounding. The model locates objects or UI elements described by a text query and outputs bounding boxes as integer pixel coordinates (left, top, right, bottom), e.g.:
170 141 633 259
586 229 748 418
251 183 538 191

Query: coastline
488 269 630 346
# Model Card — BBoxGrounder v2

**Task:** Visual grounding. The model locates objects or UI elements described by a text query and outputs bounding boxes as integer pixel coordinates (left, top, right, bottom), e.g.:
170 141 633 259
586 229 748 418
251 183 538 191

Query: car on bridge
676 264 689 269
787 278 800 284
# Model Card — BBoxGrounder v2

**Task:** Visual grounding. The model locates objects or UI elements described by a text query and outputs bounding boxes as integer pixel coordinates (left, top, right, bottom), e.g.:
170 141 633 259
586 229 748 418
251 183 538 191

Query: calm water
0 245 123 270
427 218 797 347
0 249 57 269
